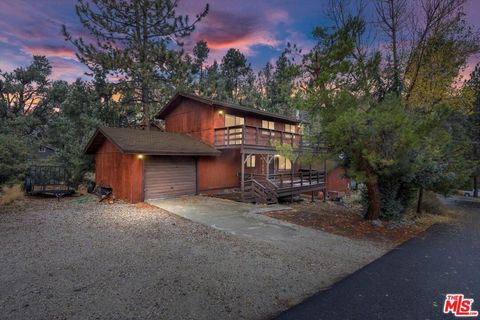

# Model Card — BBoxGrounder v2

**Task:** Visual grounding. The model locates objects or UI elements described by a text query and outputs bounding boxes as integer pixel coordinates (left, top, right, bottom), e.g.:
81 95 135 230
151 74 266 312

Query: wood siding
144 156 197 199
326 167 350 193
198 149 240 191
163 99 297 192
95 140 143 203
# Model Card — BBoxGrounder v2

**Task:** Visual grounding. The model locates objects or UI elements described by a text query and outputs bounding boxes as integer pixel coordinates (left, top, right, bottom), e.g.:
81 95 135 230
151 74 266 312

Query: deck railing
214 125 303 149
245 171 325 189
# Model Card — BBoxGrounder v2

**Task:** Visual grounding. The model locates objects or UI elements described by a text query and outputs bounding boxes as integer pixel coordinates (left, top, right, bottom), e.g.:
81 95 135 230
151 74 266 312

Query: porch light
137 154 144 159
218 110 224 115
274 154 280 158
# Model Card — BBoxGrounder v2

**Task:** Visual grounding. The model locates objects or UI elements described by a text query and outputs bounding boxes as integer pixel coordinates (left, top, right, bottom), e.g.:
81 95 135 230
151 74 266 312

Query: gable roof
155 92 300 124
84 127 220 156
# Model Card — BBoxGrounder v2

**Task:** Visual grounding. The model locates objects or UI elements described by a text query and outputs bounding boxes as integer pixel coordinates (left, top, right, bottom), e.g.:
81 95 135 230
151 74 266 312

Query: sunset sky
0 0 479 82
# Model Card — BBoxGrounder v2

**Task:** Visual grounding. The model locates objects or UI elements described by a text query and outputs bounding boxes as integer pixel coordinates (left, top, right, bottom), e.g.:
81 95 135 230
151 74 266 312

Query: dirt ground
264 199 436 246
0 195 387 320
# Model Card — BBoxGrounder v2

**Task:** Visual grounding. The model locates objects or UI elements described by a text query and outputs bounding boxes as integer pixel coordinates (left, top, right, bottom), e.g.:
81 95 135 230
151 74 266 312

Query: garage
84 127 219 203
144 156 196 200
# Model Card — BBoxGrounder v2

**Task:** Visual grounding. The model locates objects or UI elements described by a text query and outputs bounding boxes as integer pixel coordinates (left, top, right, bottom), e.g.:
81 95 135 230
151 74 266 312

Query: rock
371 219 383 227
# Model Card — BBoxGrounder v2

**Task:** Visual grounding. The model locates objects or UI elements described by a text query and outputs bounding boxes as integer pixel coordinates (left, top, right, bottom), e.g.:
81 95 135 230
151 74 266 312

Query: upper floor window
285 124 296 134
261 120 275 136
225 114 244 127
262 120 275 130
38 146 46 153
225 114 244 144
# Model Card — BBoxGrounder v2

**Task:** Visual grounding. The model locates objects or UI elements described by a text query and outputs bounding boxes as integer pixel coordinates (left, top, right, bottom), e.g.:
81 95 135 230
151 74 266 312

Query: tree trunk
416 187 423 214
141 83 150 130
364 179 381 220
474 175 478 198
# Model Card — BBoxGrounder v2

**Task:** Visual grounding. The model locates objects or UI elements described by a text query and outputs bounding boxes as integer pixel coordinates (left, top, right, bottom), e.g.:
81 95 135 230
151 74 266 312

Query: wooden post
242 125 245 144
241 152 245 196
323 154 327 203
265 155 269 177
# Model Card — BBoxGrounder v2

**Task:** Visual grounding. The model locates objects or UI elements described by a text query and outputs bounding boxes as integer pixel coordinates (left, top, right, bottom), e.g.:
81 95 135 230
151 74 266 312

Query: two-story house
85 92 325 203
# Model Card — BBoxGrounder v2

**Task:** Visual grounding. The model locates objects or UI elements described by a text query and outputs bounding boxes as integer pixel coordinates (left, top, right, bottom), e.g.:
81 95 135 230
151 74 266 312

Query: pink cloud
22 45 77 61
265 9 291 24
459 55 480 82
49 59 86 81
192 9 281 55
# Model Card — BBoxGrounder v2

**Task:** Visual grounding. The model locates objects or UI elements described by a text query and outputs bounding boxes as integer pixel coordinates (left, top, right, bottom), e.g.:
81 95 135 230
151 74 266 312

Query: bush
420 191 449 215
0 134 30 185
0 184 24 205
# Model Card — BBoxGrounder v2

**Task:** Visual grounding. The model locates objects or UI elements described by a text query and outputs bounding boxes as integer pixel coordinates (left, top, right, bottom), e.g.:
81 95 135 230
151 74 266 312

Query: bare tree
374 0 410 95
404 0 468 100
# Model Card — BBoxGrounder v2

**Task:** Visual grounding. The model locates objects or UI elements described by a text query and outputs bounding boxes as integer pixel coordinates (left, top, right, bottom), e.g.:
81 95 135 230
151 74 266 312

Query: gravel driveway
0 199 388 320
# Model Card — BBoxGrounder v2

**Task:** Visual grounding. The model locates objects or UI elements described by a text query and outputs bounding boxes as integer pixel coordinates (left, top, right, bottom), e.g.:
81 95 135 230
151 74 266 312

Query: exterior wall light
218 110 224 115
137 154 144 159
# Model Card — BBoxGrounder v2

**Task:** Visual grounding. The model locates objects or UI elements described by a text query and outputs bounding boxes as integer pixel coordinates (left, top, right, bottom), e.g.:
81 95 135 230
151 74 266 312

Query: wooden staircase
243 178 278 204
242 171 326 204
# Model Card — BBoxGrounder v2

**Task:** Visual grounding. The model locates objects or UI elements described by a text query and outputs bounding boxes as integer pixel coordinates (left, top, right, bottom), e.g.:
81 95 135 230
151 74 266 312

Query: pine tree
63 0 208 127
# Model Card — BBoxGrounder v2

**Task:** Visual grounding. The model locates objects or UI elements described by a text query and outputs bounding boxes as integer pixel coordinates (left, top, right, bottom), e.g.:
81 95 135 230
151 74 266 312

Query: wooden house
85 92 326 203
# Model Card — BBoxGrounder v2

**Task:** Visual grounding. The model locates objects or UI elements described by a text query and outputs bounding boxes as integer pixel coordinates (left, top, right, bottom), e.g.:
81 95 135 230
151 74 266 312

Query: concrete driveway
148 196 300 242
147 196 386 254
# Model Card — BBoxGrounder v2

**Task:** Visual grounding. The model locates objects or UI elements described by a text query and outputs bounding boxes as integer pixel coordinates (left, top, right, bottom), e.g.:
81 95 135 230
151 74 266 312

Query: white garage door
144 156 196 200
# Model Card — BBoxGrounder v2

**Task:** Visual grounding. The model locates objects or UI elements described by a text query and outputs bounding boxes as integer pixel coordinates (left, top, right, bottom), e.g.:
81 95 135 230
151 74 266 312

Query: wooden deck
214 125 304 150
243 171 325 203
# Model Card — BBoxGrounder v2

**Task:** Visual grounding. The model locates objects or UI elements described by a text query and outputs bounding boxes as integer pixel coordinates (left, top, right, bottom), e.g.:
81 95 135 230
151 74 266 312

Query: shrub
420 191 449 215
0 133 30 185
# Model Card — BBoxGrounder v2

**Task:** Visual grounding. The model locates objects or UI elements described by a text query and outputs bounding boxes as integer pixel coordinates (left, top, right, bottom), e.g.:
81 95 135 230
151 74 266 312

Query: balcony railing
214 125 303 149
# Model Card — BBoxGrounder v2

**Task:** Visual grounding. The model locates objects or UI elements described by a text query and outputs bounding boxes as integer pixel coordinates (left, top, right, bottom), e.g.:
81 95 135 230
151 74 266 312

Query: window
277 155 292 170
261 120 275 136
284 124 296 139
38 146 46 153
225 114 244 127
285 124 296 134
246 155 256 168
262 120 275 130
225 114 244 144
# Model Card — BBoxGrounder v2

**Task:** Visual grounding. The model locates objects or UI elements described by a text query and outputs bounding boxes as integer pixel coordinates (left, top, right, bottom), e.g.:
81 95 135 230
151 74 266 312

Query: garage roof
155 91 301 124
84 127 220 156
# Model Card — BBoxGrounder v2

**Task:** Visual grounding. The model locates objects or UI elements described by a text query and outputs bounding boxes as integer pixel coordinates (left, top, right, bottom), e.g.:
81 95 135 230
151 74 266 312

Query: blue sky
0 0 478 81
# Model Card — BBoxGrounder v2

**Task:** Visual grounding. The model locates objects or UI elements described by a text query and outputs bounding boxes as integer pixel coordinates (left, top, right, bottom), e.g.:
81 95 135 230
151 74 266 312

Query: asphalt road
275 197 480 320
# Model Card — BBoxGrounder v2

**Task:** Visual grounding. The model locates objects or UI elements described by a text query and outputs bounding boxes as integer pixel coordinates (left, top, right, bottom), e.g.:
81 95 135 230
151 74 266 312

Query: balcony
214 125 304 150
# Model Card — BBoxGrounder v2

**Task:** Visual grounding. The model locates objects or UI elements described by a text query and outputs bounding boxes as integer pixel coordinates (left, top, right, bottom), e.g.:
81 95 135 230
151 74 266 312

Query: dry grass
0 184 24 206
414 212 456 227
420 191 449 215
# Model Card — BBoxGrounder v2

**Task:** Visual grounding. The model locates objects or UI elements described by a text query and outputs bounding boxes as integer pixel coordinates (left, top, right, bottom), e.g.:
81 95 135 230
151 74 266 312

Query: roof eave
123 150 220 156
155 92 300 124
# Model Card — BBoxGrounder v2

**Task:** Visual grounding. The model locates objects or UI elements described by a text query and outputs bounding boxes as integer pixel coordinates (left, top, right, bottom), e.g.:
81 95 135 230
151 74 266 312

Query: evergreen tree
219 49 254 104
63 0 209 126
466 64 480 197
192 40 210 84
257 46 301 116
